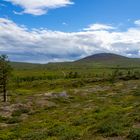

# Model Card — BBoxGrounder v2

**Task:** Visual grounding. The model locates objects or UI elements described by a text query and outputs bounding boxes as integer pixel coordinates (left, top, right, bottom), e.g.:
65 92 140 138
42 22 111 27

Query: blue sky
0 0 140 63
1 0 140 31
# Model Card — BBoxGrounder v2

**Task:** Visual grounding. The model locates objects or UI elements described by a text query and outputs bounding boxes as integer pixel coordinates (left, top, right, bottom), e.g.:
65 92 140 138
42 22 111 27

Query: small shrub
133 90 140 96
60 131 80 140
22 131 48 140
47 124 80 140
12 108 29 116
72 117 86 126
128 128 140 140
66 72 80 79
6 117 21 124
96 120 123 137
0 116 8 123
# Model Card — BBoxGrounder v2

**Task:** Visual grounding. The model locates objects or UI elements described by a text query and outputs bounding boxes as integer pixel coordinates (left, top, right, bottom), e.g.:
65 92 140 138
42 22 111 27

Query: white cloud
4 0 73 15
0 18 140 63
83 23 115 31
134 20 140 26
62 22 68 26
13 10 23 15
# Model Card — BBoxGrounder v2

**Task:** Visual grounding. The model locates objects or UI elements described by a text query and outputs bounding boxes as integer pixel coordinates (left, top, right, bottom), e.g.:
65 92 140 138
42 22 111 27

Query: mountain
10 53 140 69
75 53 140 67
76 53 128 62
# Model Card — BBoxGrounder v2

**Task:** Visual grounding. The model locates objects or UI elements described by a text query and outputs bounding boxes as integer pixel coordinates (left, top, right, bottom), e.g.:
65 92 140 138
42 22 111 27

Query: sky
0 0 140 63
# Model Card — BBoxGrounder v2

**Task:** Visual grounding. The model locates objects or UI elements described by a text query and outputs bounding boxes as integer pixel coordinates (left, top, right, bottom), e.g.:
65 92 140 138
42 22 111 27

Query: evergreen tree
0 55 12 102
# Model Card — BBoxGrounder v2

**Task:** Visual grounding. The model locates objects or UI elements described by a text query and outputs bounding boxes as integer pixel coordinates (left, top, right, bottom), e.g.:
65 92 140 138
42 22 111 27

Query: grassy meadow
0 60 140 140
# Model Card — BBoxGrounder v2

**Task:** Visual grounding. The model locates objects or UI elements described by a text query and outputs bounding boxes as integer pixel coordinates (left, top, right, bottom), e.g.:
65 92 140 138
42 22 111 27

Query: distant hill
75 53 140 67
76 53 128 62
10 53 140 69
11 62 43 69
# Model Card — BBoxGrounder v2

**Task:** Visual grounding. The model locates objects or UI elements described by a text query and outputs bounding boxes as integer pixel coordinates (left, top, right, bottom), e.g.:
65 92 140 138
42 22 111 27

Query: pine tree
0 55 12 102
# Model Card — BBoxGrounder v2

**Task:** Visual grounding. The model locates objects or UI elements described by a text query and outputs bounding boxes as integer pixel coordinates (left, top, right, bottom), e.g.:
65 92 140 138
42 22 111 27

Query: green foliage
22 131 49 140
128 128 140 140
47 124 80 140
0 59 140 139
0 116 8 123
66 71 80 79
12 108 29 117
6 117 21 124
96 119 123 137
0 54 12 102
133 89 140 96
0 55 12 80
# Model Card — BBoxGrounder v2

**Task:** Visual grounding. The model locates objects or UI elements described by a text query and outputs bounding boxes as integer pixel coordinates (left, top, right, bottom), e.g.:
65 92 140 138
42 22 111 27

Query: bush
47 124 80 140
72 117 86 126
128 128 140 140
133 90 140 96
6 117 21 124
0 116 9 123
96 120 123 137
12 108 29 116
22 131 48 140
60 131 80 140
66 72 80 79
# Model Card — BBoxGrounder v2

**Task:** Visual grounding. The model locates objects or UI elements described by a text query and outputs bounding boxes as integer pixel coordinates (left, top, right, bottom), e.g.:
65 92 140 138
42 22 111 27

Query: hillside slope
76 53 128 62
75 53 140 67
10 53 140 69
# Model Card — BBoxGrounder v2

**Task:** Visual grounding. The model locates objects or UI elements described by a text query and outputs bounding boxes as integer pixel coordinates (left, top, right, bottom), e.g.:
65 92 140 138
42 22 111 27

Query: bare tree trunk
3 76 7 102
3 84 7 102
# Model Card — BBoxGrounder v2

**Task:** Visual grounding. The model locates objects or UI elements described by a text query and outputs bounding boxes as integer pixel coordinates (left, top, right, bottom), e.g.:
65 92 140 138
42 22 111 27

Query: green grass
0 63 140 140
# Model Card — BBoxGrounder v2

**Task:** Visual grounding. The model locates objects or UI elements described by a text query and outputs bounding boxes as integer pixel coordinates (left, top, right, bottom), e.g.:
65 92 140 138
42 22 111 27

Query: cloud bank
83 24 115 31
4 0 73 15
0 18 140 63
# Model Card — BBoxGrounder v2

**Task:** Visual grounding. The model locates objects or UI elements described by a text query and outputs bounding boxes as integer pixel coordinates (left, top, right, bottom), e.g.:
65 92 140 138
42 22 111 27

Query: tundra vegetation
0 54 140 140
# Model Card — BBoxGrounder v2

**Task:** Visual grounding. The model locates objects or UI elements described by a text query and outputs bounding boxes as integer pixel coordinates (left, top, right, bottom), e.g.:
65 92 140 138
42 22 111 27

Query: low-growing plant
0 115 8 123
96 119 123 137
12 108 29 116
6 117 21 124
128 128 140 140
